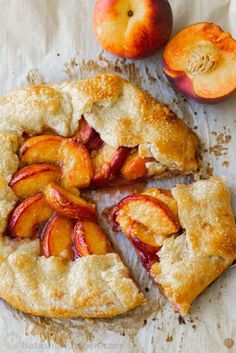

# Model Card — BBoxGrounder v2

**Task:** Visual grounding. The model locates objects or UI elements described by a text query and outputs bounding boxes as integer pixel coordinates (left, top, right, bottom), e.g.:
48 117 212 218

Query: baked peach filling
109 188 180 271
7 116 172 261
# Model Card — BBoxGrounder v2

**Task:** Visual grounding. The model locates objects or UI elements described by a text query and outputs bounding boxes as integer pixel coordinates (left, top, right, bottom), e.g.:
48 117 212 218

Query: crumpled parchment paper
0 0 236 352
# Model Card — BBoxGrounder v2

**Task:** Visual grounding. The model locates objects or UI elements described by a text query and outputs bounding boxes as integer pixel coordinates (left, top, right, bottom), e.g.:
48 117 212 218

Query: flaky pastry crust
151 177 236 315
0 240 144 318
0 74 199 173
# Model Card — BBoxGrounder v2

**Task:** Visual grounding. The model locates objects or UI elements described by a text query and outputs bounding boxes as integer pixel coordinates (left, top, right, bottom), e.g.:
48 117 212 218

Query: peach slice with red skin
111 210 159 270
108 204 122 232
142 188 178 219
9 193 53 238
91 144 129 186
44 182 97 221
59 138 93 189
93 0 173 59
42 214 73 260
73 220 112 257
163 22 236 103
9 164 61 199
138 251 159 272
115 212 159 250
131 237 159 255
76 116 104 150
113 194 180 237
19 135 63 164
121 149 151 180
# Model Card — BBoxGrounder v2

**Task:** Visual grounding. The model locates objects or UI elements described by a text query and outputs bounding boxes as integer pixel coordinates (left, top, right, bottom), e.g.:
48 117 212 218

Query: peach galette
0 73 200 318
109 177 236 315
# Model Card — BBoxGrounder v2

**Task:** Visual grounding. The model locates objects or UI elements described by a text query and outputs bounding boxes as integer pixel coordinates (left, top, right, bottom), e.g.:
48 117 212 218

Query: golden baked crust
0 133 19 181
0 74 199 173
0 176 17 234
0 237 144 318
152 177 236 315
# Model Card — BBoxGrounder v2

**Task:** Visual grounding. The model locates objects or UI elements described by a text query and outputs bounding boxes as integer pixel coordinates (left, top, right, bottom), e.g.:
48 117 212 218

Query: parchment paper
0 0 236 352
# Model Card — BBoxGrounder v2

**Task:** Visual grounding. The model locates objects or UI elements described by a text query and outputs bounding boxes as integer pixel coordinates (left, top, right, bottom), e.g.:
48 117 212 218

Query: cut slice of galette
0 134 145 318
0 73 200 318
110 177 236 315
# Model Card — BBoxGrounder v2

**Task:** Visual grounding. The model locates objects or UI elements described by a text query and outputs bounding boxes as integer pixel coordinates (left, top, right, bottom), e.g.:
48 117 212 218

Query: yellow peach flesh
20 135 63 164
10 164 61 199
9 193 53 238
42 215 73 260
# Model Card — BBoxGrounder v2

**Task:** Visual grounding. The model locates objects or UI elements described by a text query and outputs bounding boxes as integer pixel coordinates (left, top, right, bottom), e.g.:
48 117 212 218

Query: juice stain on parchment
200 130 231 176
209 131 231 157
224 337 234 349
64 51 143 86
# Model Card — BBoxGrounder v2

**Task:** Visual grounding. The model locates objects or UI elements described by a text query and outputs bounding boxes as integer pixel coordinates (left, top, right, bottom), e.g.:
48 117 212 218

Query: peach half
93 0 173 59
163 22 236 103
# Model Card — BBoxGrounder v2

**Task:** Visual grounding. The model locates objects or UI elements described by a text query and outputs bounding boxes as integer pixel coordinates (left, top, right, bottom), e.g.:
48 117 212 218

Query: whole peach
93 0 173 59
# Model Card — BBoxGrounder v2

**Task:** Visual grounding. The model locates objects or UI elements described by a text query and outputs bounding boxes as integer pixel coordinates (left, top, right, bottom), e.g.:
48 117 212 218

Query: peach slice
131 237 159 255
113 194 180 237
19 135 63 164
138 251 159 272
72 220 112 257
115 213 159 250
93 0 173 59
9 193 53 238
42 214 73 260
163 22 236 103
142 188 178 218
76 116 104 150
9 164 61 199
121 149 151 180
44 182 97 221
92 144 129 186
59 138 93 189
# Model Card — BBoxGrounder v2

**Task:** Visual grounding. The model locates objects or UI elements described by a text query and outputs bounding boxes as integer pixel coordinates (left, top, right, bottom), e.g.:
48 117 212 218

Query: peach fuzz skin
93 0 173 59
